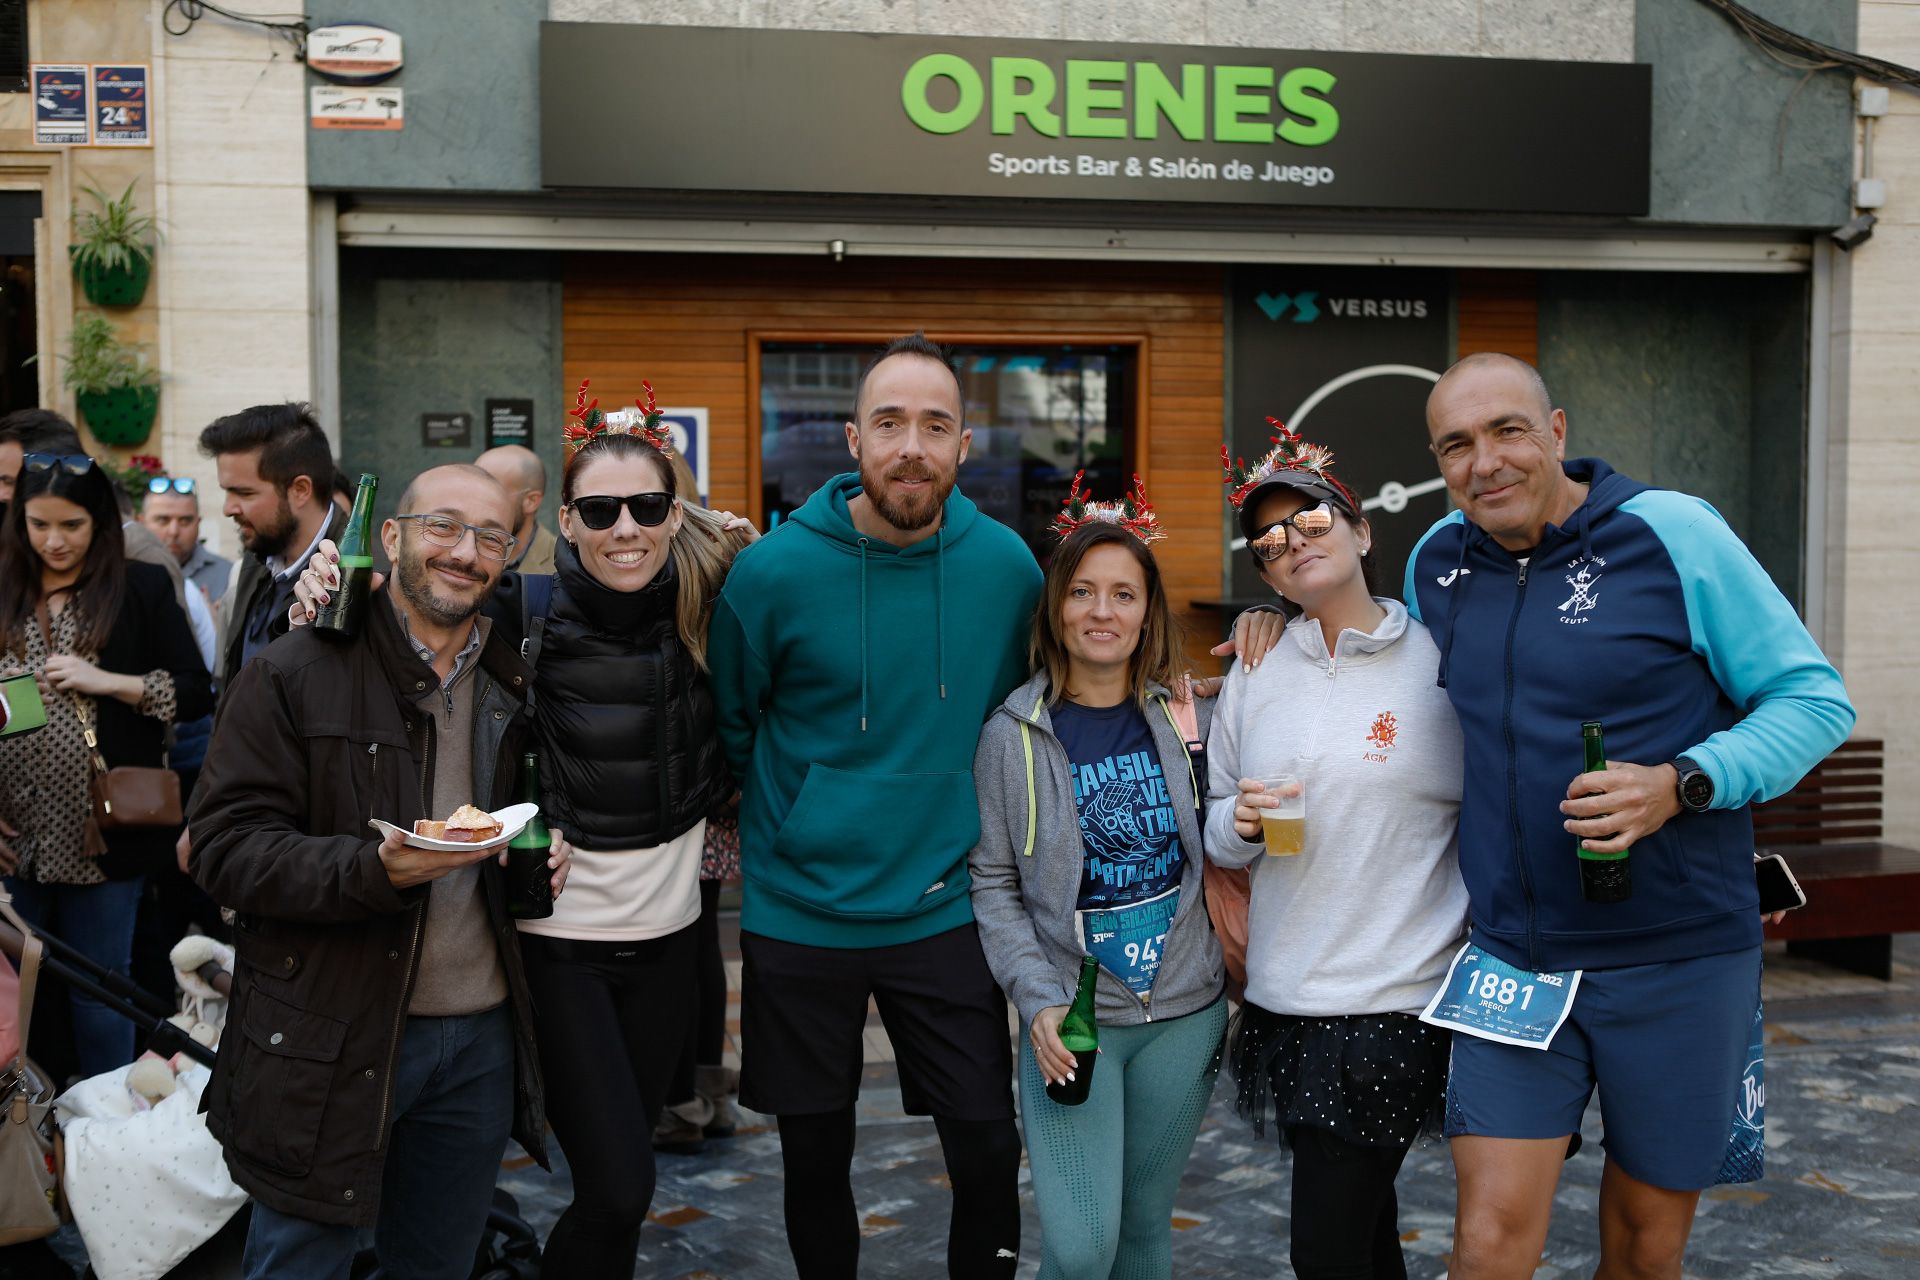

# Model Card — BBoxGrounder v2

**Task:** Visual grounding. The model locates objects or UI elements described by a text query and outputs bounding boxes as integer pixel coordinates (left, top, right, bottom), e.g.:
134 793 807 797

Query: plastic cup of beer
1259 776 1305 856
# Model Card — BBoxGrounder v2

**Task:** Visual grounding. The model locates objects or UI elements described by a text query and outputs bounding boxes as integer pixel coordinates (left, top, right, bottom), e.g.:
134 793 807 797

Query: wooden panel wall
1456 269 1539 365
563 254 1228 652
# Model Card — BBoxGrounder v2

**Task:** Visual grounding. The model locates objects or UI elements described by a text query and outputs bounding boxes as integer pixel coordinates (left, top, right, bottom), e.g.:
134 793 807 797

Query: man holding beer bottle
190 463 572 1279
1406 353 1855 1278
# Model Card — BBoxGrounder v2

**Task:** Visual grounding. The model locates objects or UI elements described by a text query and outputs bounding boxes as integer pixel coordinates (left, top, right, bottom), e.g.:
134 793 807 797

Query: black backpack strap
518 574 555 711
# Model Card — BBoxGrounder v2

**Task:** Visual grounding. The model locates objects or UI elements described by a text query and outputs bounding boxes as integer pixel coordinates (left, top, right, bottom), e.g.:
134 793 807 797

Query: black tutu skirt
1227 1003 1449 1151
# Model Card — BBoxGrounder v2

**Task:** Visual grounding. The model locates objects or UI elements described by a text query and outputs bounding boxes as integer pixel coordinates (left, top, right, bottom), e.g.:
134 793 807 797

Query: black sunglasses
568 492 674 531
146 476 195 495
1249 501 1336 561
23 453 95 477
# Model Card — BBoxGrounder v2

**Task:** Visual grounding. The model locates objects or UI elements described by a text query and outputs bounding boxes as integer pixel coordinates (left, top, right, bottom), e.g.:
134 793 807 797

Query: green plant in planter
70 182 158 307
41 312 162 446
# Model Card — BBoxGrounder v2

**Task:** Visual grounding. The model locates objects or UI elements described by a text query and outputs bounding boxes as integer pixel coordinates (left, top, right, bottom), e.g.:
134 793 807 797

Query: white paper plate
369 802 540 852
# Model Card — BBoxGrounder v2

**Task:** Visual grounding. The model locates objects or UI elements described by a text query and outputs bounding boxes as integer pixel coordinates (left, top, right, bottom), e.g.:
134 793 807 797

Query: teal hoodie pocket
765 765 978 919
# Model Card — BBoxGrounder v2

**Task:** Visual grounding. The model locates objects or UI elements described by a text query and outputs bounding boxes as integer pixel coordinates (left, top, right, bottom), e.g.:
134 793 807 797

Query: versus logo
902 54 1339 145
1254 291 1430 323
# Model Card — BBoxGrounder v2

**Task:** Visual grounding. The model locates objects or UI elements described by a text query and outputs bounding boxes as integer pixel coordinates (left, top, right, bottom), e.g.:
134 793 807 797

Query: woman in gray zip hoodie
969 516 1226 1280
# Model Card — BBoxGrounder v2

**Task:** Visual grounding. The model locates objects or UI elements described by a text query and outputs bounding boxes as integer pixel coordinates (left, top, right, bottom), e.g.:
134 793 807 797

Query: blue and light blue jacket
1405 458 1855 972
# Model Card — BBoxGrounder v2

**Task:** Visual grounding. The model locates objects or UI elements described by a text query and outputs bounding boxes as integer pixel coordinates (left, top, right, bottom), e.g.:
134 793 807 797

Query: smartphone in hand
1755 852 1807 914
0 674 47 739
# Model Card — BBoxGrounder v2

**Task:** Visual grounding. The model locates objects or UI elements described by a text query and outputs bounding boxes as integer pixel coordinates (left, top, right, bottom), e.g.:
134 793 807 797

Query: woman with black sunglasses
0 454 212 1077
1205 427 1468 1279
294 383 753 1279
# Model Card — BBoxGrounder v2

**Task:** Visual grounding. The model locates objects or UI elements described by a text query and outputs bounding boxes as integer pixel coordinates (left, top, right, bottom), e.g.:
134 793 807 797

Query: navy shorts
1443 945 1762 1191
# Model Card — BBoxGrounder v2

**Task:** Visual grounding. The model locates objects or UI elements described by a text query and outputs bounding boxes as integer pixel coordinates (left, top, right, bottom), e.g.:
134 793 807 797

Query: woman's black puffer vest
522 538 726 852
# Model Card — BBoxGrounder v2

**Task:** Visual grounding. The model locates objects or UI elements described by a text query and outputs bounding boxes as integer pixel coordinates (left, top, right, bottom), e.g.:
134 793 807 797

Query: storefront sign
541 25 1650 215
1228 267 1451 599
307 24 404 84
91 65 151 147
311 86 405 131
485 399 534 449
31 64 90 147
421 411 472 450
658 408 710 501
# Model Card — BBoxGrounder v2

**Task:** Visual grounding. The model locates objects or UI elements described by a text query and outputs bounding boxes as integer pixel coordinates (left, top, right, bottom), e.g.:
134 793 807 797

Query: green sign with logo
540 24 1649 215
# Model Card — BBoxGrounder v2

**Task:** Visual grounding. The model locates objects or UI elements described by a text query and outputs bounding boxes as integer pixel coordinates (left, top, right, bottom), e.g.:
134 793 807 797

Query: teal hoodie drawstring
936 525 947 701
864 537 871 729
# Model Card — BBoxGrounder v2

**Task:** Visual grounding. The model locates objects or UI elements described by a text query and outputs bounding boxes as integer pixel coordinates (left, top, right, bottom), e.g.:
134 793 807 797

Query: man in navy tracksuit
1407 354 1854 1279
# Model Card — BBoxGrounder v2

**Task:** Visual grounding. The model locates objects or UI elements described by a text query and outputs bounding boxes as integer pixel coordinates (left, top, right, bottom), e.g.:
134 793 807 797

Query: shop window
0 0 25 93
0 191 37 413
759 341 1137 559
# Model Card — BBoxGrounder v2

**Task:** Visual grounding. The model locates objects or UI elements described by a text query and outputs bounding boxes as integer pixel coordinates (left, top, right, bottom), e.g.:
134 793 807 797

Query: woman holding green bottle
968 481 1226 1279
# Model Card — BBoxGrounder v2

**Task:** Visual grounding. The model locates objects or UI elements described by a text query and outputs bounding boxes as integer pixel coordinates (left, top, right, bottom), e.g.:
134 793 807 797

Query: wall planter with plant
70 182 158 308
45 313 162 446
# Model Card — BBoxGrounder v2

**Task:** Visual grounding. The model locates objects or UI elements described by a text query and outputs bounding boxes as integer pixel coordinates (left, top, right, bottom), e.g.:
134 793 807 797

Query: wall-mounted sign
307 24 404 84
658 408 710 502
1228 266 1451 601
422 411 472 450
541 25 1651 216
485 399 534 449
311 86 405 131
91 65 151 147
31 64 89 147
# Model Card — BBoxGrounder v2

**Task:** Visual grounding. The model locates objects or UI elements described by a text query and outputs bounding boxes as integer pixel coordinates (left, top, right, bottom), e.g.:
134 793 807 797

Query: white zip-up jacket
1204 599 1469 1017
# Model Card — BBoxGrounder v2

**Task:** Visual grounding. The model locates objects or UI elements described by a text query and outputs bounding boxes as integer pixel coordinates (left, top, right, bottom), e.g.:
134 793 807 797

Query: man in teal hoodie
709 334 1041 1278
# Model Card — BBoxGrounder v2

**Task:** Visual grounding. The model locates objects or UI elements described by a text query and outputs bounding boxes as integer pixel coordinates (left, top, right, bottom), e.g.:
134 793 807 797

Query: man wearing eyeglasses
141 475 233 610
191 462 570 1280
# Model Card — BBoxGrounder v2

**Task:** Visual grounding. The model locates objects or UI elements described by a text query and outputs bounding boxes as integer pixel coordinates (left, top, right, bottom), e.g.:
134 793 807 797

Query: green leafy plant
43 312 159 395
70 182 157 276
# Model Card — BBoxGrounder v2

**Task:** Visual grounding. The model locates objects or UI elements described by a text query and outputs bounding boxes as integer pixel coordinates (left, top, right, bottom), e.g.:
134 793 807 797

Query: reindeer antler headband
1220 418 1358 512
1049 471 1165 545
563 378 675 455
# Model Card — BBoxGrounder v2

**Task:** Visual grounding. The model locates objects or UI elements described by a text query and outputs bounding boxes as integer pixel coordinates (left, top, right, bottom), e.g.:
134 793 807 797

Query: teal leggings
1019 998 1227 1280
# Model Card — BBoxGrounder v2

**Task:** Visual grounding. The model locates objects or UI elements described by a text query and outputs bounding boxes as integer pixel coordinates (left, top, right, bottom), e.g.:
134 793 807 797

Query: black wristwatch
1674 757 1714 813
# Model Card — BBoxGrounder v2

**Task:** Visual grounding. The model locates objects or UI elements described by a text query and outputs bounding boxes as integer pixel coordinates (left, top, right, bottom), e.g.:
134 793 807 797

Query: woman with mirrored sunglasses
1205 429 1468 1280
292 385 755 1278
0 454 213 1078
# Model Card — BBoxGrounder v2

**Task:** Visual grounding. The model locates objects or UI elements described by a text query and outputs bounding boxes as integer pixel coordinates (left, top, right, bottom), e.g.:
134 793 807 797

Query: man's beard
242 497 298 559
396 539 488 627
860 455 957 533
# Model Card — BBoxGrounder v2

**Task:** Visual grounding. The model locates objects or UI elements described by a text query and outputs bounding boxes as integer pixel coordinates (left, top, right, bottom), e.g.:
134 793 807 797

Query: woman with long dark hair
969 483 1226 1278
1207 427 1468 1279
0 453 212 1075
295 382 752 1279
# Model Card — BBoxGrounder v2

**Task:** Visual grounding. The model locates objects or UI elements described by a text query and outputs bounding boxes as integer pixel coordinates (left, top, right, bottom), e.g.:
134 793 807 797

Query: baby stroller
0 896 540 1280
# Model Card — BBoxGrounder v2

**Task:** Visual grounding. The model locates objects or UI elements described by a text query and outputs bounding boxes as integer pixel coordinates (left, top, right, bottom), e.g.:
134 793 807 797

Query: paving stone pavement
498 931 1920 1279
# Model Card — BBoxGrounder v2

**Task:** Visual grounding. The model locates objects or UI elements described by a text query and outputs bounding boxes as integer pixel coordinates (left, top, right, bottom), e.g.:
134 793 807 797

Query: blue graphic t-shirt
1053 698 1185 910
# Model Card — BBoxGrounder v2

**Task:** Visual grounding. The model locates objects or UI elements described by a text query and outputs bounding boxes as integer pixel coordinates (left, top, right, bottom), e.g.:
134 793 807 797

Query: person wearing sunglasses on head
291 380 756 1278
1205 426 1468 1280
141 474 233 611
0 452 213 1078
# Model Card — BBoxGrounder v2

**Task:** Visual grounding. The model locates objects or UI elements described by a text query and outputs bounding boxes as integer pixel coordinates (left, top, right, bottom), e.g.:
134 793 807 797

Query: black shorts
738 924 1014 1121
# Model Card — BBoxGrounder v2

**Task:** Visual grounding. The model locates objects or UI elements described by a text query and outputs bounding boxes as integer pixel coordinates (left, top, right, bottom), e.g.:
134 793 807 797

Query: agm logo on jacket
1362 710 1399 763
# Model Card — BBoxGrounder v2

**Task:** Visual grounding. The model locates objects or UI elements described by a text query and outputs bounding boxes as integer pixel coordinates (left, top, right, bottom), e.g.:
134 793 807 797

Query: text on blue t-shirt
1052 698 1186 910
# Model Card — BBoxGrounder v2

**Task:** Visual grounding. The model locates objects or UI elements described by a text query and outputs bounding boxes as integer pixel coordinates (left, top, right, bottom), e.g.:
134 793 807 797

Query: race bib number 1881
1419 941 1582 1050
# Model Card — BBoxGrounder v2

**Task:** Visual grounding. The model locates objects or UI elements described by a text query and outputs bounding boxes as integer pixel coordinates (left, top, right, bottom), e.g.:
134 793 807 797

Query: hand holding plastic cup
1259 775 1305 856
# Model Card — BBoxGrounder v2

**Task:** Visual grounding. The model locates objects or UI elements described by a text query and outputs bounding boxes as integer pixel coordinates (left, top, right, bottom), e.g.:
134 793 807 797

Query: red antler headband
1049 471 1166 545
1220 417 1358 511
563 378 675 455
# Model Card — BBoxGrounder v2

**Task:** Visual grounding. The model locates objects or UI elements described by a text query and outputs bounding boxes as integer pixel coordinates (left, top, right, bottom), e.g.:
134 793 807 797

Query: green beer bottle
1578 721 1632 904
505 752 554 920
1045 955 1101 1106
312 473 378 638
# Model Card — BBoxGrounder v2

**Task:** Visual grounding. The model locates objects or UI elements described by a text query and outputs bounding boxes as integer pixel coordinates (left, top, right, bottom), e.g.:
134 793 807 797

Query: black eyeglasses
568 492 675 531
22 454 95 476
1250 501 1336 561
393 513 517 561
146 476 195 495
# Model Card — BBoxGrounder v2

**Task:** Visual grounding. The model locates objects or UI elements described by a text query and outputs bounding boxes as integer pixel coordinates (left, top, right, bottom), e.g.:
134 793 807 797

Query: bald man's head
474 445 546 540
1431 352 1553 422
385 464 515 630
1425 352 1579 551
